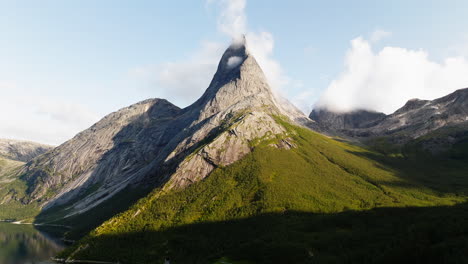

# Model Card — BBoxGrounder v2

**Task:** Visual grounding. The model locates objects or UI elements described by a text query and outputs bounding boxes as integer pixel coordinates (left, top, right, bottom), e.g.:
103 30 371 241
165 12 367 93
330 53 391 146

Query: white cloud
316 37 468 114
35 100 99 126
292 89 315 115
245 31 290 92
131 0 293 111
129 41 225 107
0 86 100 145
370 29 392 43
226 56 243 69
216 0 247 44
210 0 292 97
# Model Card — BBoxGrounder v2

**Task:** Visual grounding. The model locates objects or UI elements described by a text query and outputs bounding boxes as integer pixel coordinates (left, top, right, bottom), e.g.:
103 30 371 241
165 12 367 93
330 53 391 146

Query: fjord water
0 222 64 264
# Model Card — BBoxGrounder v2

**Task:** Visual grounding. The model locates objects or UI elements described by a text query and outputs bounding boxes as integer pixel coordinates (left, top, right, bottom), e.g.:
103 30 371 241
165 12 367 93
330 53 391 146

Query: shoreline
0 219 71 228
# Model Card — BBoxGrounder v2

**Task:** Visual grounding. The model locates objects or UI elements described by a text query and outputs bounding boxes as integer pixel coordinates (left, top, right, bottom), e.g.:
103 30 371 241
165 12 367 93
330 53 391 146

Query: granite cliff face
20 99 181 213
309 109 385 131
4 38 314 219
0 139 53 162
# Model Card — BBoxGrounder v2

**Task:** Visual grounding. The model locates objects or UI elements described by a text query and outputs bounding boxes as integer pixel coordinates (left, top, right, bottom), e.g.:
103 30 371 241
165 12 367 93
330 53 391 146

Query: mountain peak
187 37 276 118
185 38 315 129
229 34 247 49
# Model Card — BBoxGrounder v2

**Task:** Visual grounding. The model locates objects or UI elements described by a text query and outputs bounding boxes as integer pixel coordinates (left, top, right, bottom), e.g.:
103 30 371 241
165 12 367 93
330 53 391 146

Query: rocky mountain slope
0 139 53 162
2 38 468 263
61 107 468 264
309 109 386 131
0 139 51 212
1 37 314 222
20 98 181 213
53 41 468 263
311 88 468 145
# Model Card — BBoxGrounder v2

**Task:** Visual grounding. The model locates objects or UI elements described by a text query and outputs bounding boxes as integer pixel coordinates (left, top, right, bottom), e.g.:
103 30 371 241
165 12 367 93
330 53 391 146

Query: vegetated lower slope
0 157 40 220
0 157 23 179
60 118 468 264
0 139 52 220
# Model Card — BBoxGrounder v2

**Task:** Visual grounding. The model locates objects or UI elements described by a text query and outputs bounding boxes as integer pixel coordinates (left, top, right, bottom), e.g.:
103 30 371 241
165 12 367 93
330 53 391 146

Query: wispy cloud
129 41 224 107
370 29 392 43
210 0 292 99
0 86 100 145
131 0 294 111
216 0 247 43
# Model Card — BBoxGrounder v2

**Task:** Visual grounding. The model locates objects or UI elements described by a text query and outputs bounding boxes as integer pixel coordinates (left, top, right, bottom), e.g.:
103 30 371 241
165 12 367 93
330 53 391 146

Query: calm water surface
0 222 64 264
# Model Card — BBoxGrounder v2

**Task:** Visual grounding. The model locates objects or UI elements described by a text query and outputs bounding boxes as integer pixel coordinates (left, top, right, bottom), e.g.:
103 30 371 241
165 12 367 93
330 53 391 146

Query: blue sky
1 0 468 144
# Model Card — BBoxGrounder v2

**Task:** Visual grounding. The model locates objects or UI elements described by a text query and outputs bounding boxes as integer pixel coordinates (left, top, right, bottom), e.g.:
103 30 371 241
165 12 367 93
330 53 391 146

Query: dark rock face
0 139 53 162
7 39 316 218
309 109 385 131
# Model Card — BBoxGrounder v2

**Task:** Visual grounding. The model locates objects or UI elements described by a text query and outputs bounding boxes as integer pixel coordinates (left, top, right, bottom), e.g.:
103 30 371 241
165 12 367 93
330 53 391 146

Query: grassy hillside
0 157 23 179
0 158 40 221
60 118 468 263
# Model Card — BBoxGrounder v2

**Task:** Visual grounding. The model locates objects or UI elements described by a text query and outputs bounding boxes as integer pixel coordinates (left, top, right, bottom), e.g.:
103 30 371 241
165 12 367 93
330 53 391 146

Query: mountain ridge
0 39 314 221
59 112 468 263
310 87 468 142
0 138 53 163
49 42 468 263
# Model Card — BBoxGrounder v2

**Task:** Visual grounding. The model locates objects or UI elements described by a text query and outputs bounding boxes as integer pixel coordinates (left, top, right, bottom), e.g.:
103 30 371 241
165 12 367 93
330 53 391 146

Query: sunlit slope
61 119 468 263
0 157 22 180
0 157 39 220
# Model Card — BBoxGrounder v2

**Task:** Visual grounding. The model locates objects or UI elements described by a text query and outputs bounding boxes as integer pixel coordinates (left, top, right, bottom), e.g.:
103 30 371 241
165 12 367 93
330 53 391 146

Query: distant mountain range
1 39 468 263
311 87 468 139
311 88 468 154
0 139 52 162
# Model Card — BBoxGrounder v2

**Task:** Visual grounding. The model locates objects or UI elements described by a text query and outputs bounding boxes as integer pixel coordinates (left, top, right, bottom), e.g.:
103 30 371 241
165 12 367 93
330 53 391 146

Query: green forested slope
60 120 468 263
0 158 40 221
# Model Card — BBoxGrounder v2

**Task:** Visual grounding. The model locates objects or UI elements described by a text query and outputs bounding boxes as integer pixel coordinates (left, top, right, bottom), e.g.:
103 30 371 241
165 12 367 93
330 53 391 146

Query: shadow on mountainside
60 204 468 264
34 112 468 242
345 142 468 196
32 100 181 235
33 98 241 238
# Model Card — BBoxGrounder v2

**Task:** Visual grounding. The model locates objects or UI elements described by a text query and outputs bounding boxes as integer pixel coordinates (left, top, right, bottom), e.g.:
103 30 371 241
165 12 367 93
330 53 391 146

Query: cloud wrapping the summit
316 37 468 114
212 0 290 94
140 0 292 109
216 0 247 42
245 32 290 92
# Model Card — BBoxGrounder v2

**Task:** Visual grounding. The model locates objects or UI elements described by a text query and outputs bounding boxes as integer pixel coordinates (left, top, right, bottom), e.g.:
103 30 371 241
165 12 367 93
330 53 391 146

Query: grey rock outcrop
310 109 385 132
